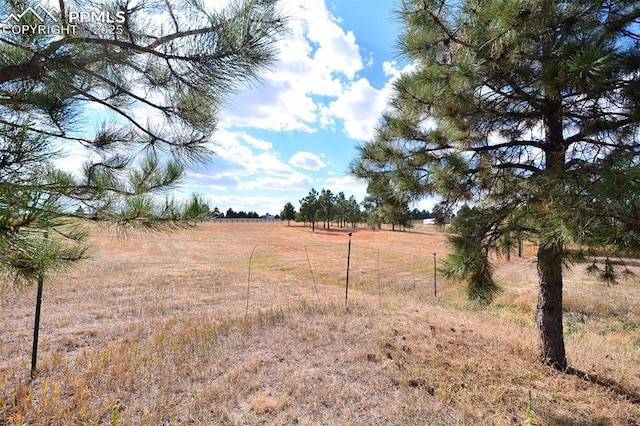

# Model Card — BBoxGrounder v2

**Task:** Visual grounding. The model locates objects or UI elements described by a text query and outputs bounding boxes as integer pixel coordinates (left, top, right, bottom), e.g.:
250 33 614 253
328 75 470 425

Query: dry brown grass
0 222 638 425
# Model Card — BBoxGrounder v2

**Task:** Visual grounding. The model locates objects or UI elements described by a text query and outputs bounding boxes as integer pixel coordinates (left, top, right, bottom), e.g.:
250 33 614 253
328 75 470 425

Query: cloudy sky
178 0 422 216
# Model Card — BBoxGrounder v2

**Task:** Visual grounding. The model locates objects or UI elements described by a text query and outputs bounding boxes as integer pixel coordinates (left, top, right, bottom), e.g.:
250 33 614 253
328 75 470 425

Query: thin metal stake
377 249 381 305
345 232 353 309
31 231 48 380
413 255 416 288
433 252 437 298
304 246 320 304
245 245 258 321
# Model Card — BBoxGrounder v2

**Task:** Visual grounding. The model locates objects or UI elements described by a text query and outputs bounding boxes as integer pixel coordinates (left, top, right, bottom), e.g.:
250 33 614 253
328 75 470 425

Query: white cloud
289 151 326 170
278 0 363 86
328 61 413 140
216 3 424 144
242 174 313 191
242 133 272 150
221 0 367 134
382 60 406 79
186 173 242 192
328 78 385 140
189 192 292 216
185 128 313 193
51 142 97 178
320 174 368 200
222 24 417 140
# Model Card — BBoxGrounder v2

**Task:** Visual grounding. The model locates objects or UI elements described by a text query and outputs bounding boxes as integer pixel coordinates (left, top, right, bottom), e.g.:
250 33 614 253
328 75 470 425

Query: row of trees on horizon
278 188 450 231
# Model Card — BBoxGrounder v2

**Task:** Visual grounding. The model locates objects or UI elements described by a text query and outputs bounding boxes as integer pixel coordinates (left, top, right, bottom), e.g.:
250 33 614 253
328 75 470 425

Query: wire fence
1 226 451 374
73 232 444 309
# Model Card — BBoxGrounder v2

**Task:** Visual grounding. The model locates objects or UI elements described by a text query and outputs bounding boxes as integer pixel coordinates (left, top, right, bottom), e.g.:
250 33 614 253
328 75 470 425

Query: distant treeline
279 188 450 232
203 191 446 229
209 207 277 219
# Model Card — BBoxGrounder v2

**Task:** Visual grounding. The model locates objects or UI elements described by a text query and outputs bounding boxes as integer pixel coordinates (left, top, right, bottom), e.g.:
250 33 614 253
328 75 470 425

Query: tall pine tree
352 0 640 369
0 0 286 281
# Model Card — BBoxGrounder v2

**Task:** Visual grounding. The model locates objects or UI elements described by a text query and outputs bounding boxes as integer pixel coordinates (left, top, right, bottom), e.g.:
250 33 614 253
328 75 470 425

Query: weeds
525 390 534 425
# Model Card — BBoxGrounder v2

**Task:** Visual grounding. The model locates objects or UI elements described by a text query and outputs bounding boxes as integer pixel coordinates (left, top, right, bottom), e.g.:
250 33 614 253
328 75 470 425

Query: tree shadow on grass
564 366 640 405
537 367 640 425
541 414 636 426
312 227 360 236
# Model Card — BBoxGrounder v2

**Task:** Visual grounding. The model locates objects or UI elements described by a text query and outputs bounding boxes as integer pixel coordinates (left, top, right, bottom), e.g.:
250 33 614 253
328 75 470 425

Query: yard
1 221 638 424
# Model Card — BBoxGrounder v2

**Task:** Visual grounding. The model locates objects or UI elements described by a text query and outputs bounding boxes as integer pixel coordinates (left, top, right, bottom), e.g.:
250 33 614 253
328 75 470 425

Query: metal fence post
31 230 48 379
345 232 352 309
433 252 437 298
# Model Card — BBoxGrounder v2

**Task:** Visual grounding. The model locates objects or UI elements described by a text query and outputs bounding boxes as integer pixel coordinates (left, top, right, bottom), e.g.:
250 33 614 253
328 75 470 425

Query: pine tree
0 0 286 281
352 0 640 369
280 202 296 226
318 188 336 229
335 191 348 228
299 188 320 232
346 195 362 228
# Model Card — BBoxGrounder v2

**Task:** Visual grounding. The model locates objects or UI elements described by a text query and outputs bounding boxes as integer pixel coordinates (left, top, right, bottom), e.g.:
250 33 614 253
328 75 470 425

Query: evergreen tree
318 188 336 229
346 195 362 228
378 198 413 231
362 190 383 230
351 0 640 369
280 202 296 226
335 191 348 228
0 0 286 281
432 202 452 226
299 188 320 232
361 175 414 231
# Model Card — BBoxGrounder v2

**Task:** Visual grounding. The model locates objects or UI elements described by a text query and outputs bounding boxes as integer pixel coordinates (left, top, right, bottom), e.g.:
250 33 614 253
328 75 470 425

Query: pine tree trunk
535 243 567 370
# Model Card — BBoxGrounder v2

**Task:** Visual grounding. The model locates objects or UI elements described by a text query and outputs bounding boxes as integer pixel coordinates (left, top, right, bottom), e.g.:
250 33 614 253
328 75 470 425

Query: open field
1 221 639 425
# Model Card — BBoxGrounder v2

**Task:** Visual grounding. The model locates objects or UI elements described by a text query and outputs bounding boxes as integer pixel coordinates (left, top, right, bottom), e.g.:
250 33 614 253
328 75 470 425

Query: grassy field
0 221 638 425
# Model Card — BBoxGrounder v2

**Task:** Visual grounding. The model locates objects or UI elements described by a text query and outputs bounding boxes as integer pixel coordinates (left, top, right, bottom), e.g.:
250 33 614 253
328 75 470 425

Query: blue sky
177 0 428 216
